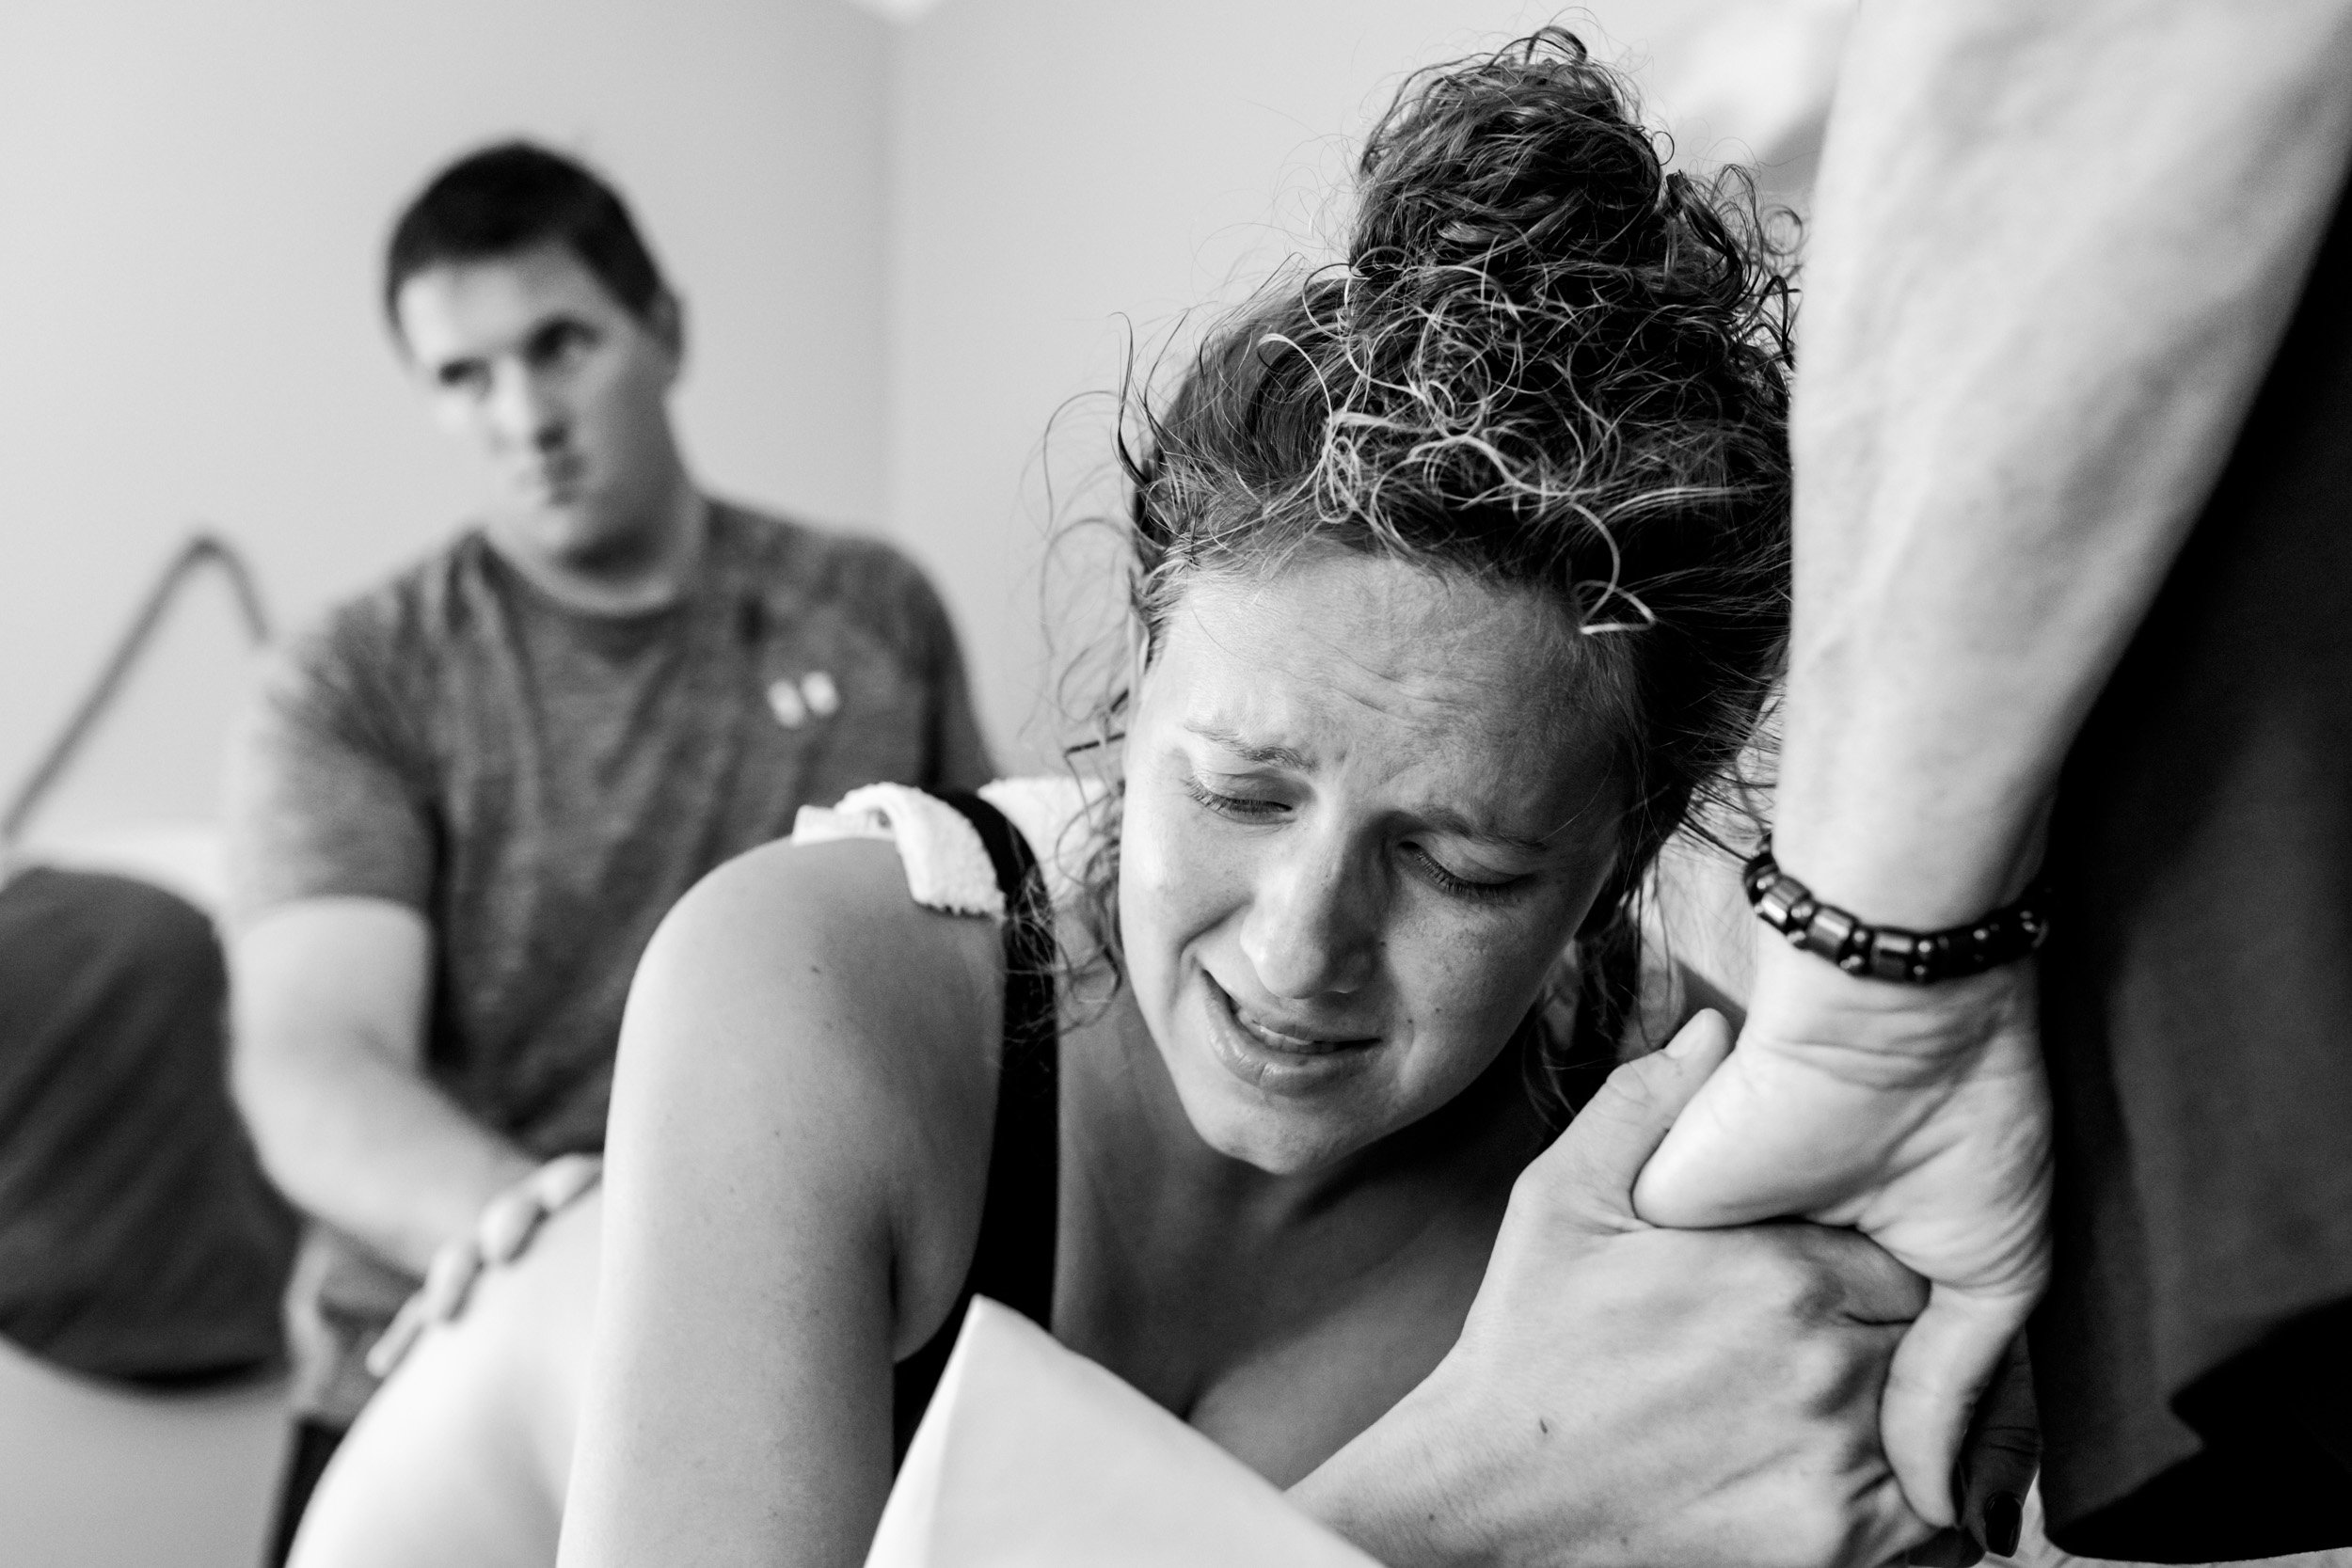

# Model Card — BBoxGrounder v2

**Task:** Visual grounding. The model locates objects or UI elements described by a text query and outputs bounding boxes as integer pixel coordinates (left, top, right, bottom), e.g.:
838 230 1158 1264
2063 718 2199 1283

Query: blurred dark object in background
0 865 294 1385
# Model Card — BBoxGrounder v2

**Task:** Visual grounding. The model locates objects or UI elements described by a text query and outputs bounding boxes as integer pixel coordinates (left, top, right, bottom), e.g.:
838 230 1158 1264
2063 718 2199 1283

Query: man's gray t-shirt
227 499 992 1421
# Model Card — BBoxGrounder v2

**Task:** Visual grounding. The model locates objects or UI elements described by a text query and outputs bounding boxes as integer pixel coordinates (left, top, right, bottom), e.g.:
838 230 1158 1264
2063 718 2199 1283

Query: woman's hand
368 1153 603 1377
1632 941 2054 1530
1908 1338 2039 1566
1294 1014 1936 1568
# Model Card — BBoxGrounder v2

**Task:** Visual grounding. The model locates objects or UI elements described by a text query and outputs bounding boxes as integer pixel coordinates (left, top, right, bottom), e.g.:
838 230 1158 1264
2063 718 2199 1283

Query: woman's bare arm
557 837 1004 1568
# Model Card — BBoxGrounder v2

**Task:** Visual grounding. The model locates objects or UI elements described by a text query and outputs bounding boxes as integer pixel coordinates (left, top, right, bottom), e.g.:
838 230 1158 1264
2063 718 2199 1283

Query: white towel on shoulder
790 776 1100 919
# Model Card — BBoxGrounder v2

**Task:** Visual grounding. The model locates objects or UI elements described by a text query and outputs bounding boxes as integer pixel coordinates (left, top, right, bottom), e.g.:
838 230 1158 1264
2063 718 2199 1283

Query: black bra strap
889 790 1060 1462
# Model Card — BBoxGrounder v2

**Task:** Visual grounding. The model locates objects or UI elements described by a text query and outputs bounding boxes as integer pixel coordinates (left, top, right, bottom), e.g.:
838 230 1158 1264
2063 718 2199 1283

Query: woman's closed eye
1401 842 1524 903
1183 771 1529 903
1180 773 1288 821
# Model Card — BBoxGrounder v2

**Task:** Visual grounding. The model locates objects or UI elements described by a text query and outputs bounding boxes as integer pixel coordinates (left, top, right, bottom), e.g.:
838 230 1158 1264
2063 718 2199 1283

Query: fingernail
1983 1491 2023 1558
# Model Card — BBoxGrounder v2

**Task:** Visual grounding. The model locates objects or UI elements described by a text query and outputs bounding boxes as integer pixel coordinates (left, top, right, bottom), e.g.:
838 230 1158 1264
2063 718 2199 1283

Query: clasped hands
366 1152 603 1378
1307 1010 2035 1568
1637 939 2053 1548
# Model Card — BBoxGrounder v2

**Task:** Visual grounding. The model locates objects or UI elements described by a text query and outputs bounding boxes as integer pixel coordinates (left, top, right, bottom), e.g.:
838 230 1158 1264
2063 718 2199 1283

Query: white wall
882 0 1844 769
0 0 892 841
0 0 1844 827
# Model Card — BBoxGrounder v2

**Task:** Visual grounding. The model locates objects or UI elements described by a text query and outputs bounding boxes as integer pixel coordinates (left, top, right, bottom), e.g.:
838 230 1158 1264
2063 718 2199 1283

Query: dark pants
264 1418 347 1568
2035 174 2352 1559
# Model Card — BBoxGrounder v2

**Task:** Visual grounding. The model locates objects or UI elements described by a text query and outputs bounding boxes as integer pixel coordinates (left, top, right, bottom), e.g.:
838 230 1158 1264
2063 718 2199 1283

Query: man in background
227 142 991 1561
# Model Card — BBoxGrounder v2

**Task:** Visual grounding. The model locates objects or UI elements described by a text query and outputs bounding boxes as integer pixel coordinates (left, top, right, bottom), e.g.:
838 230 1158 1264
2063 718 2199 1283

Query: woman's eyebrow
1418 806 1553 857
1184 721 1311 770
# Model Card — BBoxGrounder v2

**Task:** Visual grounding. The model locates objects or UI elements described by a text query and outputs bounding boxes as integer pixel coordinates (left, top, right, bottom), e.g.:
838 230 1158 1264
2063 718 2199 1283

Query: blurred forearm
230 897 533 1274
1777 0 2352 924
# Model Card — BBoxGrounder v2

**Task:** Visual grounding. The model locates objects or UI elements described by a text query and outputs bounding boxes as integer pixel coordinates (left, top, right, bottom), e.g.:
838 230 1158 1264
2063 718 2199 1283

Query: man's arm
1778 0 2352 917
230 897 533 1275
226 616 542 1279
1637 0 2352 1527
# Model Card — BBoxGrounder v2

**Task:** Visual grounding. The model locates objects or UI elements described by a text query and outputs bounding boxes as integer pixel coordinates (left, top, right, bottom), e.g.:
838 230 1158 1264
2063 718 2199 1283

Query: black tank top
889 791 1062 1462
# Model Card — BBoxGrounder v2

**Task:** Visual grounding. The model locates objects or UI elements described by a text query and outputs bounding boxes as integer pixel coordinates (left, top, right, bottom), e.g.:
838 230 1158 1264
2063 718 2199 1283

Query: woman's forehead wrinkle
1164 558 1624 853
1186 572 1548 709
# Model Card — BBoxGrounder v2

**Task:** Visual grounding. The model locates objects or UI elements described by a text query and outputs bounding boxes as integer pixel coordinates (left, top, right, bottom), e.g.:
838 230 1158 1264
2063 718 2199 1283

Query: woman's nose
1237 834 1378 999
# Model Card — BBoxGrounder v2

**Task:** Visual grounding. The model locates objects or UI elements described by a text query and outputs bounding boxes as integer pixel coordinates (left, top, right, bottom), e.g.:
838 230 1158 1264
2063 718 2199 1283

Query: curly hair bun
1342 25 1783 467
1354 27 1674 286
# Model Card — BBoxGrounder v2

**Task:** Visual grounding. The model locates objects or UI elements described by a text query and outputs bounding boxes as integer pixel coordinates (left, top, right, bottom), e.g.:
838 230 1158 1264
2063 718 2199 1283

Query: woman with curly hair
289 30 2012 1568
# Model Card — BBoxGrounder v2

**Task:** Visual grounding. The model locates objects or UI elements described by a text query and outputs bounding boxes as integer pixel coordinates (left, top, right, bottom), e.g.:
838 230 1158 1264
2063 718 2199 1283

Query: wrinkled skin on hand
1634 944 2054 1531
1303 1015 1939 1568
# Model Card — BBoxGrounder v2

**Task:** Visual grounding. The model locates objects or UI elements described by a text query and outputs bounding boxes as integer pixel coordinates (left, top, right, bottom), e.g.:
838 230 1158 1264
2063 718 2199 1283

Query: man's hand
1634 942 2054 1531
367 1153 603 1377
1295 1013 1935 1568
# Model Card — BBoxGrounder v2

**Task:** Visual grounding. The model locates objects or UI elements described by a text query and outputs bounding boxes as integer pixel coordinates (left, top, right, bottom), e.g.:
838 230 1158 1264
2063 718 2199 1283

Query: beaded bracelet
1741 839 2054 984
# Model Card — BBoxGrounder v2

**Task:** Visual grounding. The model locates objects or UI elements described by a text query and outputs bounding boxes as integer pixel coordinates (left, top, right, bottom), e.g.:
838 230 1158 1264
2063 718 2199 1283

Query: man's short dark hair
383 141 669 331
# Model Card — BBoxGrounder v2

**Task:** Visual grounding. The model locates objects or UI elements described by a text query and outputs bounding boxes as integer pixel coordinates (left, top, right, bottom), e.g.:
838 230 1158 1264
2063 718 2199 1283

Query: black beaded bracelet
1741 839 2053 984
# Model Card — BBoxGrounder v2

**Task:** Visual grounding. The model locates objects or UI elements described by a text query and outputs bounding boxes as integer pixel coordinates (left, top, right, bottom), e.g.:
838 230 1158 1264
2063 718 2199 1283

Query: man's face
394 241 682 568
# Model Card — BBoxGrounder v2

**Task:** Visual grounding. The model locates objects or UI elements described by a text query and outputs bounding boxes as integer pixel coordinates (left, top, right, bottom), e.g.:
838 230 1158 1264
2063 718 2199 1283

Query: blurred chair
1 532 294 1567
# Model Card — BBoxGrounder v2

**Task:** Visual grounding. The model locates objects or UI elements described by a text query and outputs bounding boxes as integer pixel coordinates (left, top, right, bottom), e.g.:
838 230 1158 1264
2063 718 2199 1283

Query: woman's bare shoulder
643 833 1001 1027
616 835 1006 1185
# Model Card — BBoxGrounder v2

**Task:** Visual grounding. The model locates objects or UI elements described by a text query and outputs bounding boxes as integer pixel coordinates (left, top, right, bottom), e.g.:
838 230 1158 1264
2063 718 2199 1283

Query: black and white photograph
1 3 2346 1566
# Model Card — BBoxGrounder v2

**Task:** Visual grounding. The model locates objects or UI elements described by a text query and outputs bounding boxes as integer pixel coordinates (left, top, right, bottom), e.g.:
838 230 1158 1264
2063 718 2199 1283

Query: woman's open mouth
1199 974 1381 1092
1230 1003 1361 1056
